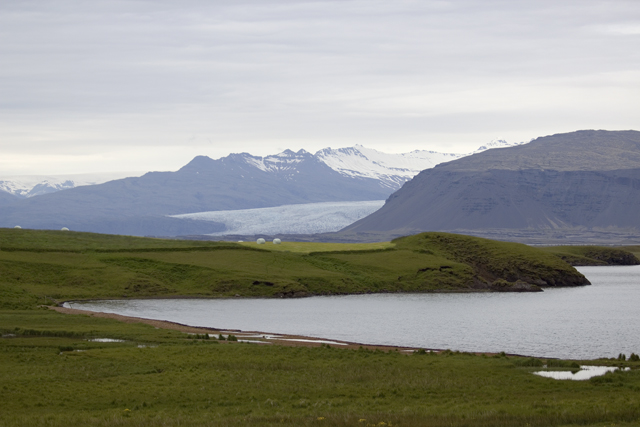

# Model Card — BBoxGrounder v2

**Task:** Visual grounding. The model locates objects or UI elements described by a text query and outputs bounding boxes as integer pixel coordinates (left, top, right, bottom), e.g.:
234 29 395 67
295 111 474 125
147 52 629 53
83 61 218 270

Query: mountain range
341 130 640 243
4 131 637 243
0 140 518 199
0 141 519 236
0 172 144 198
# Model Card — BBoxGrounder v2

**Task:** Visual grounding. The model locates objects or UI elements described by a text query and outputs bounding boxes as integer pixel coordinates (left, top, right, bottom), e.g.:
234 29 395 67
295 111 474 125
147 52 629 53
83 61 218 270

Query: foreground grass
2 309 640 427
1 230 640 426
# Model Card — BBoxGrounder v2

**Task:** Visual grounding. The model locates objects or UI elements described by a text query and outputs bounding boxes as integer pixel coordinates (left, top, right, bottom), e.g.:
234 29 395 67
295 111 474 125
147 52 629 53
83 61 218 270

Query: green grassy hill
0 229 590 309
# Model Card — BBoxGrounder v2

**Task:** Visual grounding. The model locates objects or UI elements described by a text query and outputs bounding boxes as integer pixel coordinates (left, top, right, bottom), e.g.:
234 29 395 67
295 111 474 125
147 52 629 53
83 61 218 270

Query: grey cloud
0 0 639 174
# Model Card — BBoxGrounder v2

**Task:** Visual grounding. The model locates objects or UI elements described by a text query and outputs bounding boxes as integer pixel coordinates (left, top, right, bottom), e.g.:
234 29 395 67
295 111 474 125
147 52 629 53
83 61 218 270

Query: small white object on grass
61 227 69 231
14 225 21 229
273 238 282 244
256 238 265 244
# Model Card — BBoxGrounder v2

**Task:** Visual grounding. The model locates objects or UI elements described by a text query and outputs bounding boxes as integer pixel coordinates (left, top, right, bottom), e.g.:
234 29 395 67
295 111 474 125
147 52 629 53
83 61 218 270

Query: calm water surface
68 265 640 359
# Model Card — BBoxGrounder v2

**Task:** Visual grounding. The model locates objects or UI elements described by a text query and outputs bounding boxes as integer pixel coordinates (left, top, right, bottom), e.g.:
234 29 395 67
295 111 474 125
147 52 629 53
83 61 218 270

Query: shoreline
57 285 542 305
50 305 541 358
50 306 427 352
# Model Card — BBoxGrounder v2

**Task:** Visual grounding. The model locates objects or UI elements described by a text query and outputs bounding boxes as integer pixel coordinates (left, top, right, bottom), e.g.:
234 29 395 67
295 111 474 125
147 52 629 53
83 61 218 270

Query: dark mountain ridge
440 130 640 172
341 130 640 241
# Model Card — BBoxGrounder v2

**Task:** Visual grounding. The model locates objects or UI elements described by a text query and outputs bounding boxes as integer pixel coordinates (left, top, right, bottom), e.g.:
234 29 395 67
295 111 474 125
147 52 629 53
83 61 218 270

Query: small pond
533 366 629 380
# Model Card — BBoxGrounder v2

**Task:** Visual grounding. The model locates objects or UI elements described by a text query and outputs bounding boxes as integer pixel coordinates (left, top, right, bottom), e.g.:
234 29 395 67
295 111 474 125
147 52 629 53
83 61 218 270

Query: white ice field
170 200 386 236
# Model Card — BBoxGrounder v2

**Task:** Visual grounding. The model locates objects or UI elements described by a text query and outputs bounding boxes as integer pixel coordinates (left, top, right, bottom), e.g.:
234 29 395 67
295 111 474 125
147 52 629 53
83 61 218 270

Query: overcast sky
1 0 639 175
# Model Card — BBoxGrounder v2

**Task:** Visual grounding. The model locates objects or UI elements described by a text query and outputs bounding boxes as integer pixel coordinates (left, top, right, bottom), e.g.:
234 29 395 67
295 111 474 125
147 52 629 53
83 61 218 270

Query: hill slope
342 130 640 240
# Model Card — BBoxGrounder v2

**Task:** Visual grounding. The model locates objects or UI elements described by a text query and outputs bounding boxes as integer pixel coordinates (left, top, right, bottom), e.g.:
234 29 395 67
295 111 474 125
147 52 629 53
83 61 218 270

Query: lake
66 265 640 360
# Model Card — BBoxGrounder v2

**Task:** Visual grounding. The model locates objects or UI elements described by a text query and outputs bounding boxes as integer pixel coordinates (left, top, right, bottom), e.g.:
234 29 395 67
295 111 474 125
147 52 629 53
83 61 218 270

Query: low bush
512 357 544 367
546 359 581 369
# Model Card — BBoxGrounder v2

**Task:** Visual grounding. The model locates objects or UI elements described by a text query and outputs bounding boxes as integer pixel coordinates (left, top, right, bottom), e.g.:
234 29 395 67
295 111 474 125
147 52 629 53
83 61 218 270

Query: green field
2 309 640 427
2 228 640 426
0 228 591 310
239 240 395 254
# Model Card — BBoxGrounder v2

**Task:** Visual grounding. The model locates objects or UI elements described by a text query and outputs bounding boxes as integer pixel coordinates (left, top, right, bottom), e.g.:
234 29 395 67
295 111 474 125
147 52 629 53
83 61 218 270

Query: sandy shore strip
49 305 440 353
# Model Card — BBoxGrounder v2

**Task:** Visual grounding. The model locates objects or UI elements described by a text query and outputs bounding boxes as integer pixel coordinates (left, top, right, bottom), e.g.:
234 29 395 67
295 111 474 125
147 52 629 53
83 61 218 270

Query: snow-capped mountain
470 139 527 154
242 149 313 174
217 139 526 193
0 138 526 237
316 139 523 190
0 172 144 198
316 146 463 189
0 139 523 198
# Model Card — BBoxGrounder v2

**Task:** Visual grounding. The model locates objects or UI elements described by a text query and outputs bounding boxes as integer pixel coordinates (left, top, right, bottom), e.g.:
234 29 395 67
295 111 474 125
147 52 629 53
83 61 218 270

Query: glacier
171 200 386 236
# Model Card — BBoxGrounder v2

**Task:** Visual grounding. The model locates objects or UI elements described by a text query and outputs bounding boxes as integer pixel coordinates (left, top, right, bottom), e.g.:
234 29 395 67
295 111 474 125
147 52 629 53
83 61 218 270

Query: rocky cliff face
342 130 640 239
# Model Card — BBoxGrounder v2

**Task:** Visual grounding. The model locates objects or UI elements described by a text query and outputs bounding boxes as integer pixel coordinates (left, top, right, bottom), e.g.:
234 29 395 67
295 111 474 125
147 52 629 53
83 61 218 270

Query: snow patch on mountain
314 140 524 189
0 172 145 198
244 149 311 173
315 145 463 189
171 200 386 236
471 139 527 154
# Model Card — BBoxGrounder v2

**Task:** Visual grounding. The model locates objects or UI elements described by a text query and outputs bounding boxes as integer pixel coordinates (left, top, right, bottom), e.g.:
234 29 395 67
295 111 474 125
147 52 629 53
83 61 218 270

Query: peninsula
0 228 596 308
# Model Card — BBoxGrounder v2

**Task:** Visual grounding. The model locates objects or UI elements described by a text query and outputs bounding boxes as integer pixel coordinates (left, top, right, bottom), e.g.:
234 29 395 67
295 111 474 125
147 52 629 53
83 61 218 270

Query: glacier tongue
171 200 386 236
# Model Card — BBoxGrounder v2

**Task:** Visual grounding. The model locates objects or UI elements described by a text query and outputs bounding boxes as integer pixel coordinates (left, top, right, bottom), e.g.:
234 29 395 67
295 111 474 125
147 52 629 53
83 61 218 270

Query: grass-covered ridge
394 233 589 289
542 245 640 266
0 229 590 309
